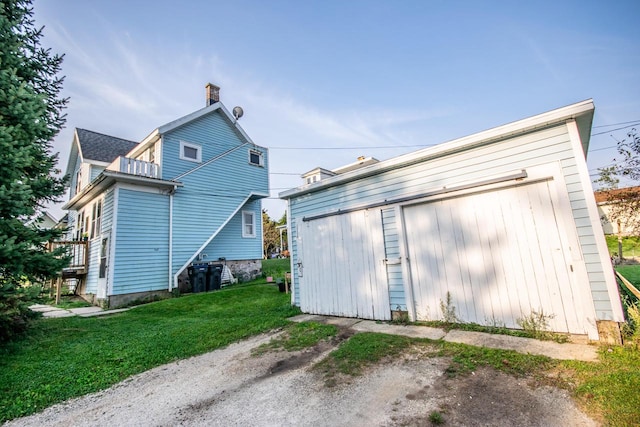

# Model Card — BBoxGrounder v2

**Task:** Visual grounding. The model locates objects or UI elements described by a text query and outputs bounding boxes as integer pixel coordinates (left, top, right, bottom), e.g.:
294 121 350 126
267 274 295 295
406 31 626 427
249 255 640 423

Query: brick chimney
205 83 220 106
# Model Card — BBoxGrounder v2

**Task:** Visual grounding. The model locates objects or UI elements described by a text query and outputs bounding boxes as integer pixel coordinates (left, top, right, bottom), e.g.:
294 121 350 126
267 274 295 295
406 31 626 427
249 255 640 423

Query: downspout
169 187 176 291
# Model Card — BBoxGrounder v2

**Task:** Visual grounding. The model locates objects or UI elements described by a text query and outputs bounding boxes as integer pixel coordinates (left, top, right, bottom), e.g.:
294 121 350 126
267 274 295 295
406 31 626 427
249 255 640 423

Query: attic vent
206 83 220 106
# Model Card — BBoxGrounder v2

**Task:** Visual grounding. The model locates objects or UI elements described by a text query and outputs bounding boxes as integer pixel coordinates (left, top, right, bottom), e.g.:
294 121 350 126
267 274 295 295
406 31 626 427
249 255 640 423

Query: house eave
63 171 183 210
280 99 595 199
156 102 267 151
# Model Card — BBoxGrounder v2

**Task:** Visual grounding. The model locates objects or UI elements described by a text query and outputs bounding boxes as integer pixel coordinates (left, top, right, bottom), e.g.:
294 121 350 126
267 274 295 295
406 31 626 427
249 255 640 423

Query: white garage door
403 179 595 335
298 209 391 320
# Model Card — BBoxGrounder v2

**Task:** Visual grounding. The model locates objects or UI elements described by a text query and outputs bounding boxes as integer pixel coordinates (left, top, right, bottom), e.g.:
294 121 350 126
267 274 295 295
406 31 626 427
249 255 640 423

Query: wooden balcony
107 156 159 179
49 240 89 276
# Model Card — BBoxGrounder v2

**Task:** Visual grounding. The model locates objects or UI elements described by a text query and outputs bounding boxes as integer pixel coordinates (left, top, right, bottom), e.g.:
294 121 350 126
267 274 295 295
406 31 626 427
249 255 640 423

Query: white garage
281 100 624 341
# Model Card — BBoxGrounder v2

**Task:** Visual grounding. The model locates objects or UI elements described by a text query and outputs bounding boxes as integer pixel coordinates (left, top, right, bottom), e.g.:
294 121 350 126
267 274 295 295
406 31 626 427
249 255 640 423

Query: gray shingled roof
76 128 139 163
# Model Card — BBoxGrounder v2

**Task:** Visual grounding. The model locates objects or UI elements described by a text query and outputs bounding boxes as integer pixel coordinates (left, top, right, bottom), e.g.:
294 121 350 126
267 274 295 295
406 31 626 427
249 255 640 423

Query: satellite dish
233 106 244 120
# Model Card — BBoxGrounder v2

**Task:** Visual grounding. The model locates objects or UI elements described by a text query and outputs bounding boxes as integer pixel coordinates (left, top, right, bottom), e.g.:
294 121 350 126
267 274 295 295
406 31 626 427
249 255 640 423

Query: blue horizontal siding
381 207 406 310
112 188 170 295
163 109 269 277
200 199 263 261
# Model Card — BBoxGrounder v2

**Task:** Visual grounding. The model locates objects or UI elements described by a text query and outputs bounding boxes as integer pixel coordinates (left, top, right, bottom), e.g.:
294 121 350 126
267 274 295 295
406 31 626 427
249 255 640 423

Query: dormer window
180 141 201 163
249 149 263 167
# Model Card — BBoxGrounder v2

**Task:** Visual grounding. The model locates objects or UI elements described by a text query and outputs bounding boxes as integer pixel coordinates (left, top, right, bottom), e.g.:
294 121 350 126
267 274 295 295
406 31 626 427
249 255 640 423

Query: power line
266 124 638 152
268 144 437 150
591 122 640 136
593 120 640 128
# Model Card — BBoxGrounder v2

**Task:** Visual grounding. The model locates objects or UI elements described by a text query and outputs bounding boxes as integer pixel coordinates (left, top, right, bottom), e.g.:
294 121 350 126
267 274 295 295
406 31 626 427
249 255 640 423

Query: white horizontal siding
112 188 170 295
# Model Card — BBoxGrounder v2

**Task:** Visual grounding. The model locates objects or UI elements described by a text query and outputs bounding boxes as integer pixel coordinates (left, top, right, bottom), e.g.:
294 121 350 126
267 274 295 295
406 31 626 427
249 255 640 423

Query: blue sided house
63 84 268 307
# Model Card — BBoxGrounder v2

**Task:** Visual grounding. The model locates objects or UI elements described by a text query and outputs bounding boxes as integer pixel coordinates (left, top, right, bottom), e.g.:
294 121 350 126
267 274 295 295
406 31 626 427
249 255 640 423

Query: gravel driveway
6 330 597 427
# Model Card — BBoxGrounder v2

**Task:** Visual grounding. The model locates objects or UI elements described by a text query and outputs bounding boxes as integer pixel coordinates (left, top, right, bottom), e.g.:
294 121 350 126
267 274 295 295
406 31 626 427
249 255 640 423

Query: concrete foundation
596 320 623 345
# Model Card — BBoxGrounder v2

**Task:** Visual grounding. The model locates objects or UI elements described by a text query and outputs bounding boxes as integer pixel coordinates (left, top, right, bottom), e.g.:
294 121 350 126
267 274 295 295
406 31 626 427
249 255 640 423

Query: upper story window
242 210 256 238
249 149 263 167
148 144 156 163
75 169 82 194
180 141 201 163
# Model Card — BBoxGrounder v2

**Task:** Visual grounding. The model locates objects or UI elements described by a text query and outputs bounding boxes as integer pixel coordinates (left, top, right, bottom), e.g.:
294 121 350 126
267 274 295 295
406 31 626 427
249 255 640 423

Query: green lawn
2 272 639 426
262 258 291 279
0 283 299 422
605 235 640 258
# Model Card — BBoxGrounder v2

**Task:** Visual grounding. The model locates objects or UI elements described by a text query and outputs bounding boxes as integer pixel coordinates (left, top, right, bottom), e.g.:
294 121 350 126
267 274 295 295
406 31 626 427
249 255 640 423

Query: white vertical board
298 209 391 320
402 179 597 336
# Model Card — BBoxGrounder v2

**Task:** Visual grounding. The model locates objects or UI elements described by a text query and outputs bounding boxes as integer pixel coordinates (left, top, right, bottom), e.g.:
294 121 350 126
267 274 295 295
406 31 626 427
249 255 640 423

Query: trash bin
189 263 209 293
207 264 223 291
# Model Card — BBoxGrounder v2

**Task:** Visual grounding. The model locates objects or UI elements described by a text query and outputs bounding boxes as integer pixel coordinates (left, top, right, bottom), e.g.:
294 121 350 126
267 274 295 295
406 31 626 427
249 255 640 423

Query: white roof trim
280 100 595 199
63 170 182 210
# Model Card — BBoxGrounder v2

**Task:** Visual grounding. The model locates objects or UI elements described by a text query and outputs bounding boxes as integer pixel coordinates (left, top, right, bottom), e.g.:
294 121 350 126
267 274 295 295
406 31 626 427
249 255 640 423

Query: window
249 150 263 166
75 169 82 194
242 210 256 238
99 238 108 279
180 141 201 162
91 199 102 239
76 210 84 240
148 143 156 163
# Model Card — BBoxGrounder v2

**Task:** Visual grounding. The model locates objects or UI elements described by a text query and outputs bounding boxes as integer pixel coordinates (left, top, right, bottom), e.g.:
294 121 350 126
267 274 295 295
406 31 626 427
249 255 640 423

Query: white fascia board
280 100 595 199
63 171 182 211
64 131 82 178
86 159 111 167
156 102 268 152
125 130 159 159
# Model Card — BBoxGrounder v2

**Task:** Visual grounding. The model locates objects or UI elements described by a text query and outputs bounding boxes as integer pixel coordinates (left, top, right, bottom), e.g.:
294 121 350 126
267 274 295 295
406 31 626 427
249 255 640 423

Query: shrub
0 281 40 342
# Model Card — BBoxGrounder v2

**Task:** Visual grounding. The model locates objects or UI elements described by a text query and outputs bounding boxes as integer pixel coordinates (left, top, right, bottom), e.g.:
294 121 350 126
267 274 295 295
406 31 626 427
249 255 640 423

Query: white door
96 236 108 299
402 179 596 336
298 209 390 320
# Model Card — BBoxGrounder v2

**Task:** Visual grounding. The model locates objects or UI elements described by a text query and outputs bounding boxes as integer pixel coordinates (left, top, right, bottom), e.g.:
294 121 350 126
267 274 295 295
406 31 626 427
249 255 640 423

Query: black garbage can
190 263 209 293
207 264 223 291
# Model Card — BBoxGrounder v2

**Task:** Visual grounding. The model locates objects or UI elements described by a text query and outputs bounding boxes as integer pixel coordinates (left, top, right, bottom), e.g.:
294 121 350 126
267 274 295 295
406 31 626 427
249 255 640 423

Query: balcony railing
107 156 159 179
49 240 88 274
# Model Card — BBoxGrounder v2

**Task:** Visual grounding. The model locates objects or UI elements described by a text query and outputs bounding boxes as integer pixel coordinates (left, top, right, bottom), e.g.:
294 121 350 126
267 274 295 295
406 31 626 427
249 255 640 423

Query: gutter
279 100 594 200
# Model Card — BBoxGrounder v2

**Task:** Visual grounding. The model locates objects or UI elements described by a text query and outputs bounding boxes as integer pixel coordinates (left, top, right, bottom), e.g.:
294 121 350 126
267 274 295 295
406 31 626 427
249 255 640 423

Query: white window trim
242 210 256 238
248 149 263 167
180 141 202 163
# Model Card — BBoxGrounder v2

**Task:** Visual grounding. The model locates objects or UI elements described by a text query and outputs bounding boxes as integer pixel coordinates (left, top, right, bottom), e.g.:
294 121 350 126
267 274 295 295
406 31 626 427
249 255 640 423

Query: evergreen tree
0 0 68 341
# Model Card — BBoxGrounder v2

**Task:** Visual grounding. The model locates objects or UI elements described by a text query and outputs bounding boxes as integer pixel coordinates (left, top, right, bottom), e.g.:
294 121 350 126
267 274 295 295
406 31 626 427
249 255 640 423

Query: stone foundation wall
176 259 263 293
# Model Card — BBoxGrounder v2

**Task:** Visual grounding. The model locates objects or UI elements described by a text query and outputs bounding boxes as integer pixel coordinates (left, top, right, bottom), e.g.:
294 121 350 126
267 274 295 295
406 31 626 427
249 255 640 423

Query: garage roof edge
279 99 595 199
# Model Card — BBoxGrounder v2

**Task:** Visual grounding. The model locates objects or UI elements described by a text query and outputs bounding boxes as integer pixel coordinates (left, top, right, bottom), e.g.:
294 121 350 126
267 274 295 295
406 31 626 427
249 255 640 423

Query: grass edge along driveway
0 283 299 422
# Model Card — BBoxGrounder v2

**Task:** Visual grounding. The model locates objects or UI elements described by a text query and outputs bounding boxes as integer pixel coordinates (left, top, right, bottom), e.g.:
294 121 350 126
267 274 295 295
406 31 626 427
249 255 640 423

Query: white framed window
248 149 263 167
242 210 256 238
91 199 102 239
180 141 201 163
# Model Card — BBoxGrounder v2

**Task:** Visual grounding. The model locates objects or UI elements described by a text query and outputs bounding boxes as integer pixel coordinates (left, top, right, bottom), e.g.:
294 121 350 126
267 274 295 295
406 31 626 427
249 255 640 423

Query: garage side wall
288 124 617 320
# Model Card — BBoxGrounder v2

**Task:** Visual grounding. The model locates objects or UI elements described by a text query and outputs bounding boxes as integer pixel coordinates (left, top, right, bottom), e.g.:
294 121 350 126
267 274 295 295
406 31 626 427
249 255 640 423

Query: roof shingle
76 128 139 163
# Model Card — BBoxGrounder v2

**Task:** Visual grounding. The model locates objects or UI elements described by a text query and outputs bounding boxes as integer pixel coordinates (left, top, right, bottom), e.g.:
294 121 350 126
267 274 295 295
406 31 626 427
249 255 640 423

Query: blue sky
35 1 640 220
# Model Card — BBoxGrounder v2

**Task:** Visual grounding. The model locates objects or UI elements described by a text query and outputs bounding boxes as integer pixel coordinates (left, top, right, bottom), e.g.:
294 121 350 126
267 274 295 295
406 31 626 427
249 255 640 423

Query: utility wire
591 122 640 136
593 120 640 128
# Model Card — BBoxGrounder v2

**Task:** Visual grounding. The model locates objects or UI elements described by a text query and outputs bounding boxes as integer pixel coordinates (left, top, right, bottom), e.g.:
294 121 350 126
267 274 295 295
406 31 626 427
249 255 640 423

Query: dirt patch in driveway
6 330 597 427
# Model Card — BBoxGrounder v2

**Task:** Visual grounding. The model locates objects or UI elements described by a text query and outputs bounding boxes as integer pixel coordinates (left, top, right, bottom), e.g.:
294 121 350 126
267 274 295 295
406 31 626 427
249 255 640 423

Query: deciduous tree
596 128 640 258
